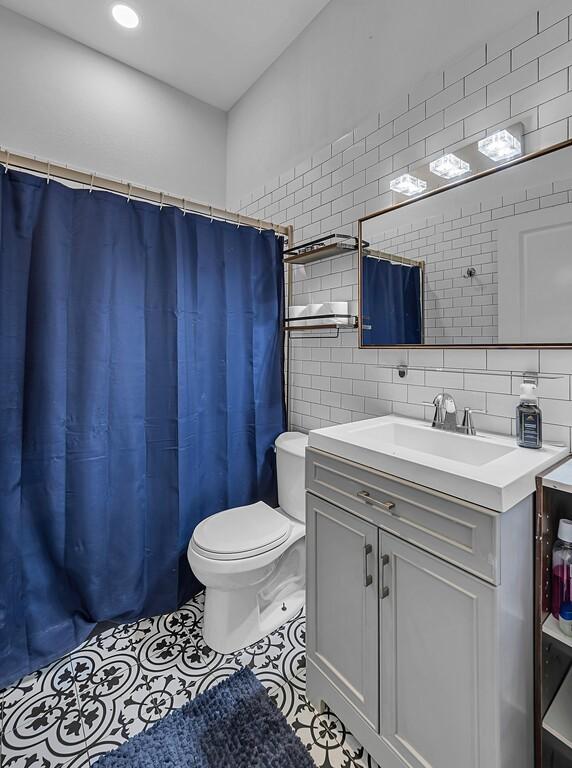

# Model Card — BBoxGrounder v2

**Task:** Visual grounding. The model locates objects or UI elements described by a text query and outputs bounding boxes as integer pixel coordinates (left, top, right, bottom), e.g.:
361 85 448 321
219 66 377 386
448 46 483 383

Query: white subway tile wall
235 0 572 448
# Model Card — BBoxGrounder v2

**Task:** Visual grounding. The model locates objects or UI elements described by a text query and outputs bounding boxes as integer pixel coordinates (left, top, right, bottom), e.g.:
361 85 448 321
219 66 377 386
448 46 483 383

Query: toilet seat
192 501 291 561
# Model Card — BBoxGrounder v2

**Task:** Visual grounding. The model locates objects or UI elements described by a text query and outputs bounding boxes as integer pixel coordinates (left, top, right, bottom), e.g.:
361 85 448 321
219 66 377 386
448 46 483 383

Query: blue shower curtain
0 168 285 688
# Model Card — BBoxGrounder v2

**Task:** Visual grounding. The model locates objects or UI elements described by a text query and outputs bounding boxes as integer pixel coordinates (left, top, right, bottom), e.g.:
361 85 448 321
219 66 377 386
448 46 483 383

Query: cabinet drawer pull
380 554 390 599
357 490 396 513
363 543 373 587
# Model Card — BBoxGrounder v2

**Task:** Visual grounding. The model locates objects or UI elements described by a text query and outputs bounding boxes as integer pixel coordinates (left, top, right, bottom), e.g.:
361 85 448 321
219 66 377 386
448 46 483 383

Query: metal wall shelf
285 313 356 325
285 314 358 333
283 233 366 265
284 314 358 339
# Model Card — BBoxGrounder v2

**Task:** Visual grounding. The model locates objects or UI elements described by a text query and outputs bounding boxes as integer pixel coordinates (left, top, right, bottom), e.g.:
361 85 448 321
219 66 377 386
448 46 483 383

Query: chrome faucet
423 392 485 436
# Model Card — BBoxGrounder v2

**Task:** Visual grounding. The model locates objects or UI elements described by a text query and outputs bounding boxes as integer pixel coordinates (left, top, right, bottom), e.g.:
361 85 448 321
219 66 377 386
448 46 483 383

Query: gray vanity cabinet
306 493 379 730
379 532 497 768
306 447 534 768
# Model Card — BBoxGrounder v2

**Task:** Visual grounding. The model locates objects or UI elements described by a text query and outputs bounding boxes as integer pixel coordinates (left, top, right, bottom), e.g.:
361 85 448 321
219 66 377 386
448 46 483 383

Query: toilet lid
192 501 291 560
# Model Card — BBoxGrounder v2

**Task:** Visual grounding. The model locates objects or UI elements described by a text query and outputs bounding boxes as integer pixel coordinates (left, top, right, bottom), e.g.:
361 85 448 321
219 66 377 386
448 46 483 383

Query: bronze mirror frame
357 138 572 350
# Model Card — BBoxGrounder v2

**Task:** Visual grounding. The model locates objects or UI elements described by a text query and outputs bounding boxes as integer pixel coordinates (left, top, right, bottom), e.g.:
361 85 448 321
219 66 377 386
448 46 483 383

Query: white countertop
308 415 569 512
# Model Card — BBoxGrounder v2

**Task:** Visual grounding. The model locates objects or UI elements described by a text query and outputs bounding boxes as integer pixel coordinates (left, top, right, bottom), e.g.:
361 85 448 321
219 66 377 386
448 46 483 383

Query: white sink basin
308 415 568 511
356 421 515 466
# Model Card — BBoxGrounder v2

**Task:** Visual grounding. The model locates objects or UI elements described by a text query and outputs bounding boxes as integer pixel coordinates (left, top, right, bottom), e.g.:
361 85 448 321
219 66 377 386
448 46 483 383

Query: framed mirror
359 136 572 348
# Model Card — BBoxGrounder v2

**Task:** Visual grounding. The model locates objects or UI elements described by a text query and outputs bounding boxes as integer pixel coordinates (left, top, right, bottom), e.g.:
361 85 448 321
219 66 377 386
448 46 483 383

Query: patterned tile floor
1 593 378 768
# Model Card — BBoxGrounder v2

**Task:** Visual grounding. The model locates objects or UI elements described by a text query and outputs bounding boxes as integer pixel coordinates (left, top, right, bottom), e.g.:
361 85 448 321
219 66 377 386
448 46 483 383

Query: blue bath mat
93 667 315 767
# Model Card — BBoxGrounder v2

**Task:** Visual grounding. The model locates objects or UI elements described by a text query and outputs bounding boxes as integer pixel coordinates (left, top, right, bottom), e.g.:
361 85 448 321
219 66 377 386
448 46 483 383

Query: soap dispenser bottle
516 382 542 449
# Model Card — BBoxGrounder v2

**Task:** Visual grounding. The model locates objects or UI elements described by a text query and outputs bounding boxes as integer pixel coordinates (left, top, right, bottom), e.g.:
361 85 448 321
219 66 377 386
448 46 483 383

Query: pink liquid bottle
552 519 572 619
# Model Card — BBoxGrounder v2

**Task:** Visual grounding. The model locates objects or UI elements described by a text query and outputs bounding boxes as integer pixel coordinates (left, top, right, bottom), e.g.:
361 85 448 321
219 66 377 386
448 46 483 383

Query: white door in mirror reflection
498 204 572 344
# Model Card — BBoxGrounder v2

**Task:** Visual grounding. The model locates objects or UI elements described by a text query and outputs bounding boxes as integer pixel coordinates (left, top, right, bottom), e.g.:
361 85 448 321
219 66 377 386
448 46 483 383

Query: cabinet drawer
306 448 500 584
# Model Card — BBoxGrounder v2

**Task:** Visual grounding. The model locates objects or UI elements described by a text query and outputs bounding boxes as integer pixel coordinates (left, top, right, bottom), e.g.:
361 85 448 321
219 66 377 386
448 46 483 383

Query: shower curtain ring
46 162 51 184
258 219 262 233
160 192 164 211
209 206 214 223
4 151 9 174
236 215 241 229
89 173 95 194
182 199 186 216
127 183 132 203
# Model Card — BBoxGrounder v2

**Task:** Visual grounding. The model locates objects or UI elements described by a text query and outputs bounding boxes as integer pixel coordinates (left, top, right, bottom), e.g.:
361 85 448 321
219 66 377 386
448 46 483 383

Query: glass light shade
389 174 427 196
112 4 140 28
429 153 470 179
478 130 521 162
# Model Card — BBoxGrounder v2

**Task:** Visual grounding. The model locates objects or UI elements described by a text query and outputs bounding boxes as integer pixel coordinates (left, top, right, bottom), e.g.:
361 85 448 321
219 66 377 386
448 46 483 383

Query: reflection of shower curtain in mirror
362 257 423 345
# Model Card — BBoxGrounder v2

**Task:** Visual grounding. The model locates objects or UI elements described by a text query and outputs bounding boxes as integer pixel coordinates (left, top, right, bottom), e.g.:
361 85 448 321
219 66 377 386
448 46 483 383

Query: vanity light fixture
429 153 470 179
389 174 427 197
111 4 140 29
478 129 521 162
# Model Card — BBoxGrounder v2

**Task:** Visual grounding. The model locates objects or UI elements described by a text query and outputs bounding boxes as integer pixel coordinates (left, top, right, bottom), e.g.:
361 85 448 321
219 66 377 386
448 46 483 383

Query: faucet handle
422 398 446 428
461 407 486 436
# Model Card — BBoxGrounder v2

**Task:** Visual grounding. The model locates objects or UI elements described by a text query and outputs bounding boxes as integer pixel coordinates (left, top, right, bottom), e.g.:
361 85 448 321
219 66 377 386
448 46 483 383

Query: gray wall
0 6 227 207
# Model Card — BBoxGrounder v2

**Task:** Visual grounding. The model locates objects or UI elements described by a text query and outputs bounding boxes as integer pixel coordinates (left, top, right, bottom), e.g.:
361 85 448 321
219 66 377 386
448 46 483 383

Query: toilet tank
275 432 308 522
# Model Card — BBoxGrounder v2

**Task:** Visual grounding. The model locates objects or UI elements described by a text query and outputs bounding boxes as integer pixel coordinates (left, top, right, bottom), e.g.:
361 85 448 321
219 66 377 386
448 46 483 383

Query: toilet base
203 585 304 654
202 538 305 654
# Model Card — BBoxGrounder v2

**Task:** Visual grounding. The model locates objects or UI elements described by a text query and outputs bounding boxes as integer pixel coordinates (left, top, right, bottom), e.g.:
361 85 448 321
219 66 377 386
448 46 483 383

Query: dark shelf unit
535 457 572 767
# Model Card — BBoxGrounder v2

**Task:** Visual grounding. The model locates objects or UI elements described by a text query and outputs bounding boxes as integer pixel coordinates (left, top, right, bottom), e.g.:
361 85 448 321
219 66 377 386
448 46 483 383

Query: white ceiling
0 0 331 110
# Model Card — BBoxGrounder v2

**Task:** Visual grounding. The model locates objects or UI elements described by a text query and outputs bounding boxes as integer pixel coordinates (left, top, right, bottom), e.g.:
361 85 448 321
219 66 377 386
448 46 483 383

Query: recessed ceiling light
430 153 471 179
389 174 427 196
112 4 140 29
478 130 521 162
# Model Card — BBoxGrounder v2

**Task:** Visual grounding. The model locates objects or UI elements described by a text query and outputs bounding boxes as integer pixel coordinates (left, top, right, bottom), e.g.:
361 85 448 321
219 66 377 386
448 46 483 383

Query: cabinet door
380 531 498 768
306 493 379 730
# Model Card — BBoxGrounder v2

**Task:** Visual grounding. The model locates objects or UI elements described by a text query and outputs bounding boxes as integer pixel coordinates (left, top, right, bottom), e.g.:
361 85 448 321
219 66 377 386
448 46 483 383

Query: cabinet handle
380 554 390 599
363 543 373 587
357 490 396 513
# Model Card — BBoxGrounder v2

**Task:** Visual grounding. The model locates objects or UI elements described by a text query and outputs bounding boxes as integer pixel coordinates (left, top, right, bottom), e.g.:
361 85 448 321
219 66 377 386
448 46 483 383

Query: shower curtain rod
0 147 291 237
364 247 423 268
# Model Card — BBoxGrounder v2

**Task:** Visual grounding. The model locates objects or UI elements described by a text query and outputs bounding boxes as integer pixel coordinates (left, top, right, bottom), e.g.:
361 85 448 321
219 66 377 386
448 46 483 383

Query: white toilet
187 431 308 654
